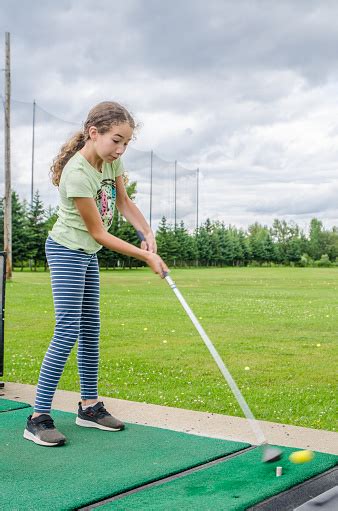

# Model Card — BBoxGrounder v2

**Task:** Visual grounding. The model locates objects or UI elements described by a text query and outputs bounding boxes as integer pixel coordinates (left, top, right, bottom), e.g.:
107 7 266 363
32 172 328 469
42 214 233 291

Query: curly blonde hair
50 101 136 186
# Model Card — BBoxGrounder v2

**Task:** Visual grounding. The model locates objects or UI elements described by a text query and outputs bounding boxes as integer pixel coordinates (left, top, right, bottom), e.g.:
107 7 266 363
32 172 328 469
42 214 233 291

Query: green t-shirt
49 151 124 253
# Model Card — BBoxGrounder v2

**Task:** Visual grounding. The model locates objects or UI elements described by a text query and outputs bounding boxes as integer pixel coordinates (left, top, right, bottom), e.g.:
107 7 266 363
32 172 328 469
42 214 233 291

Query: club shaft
165 275 266 445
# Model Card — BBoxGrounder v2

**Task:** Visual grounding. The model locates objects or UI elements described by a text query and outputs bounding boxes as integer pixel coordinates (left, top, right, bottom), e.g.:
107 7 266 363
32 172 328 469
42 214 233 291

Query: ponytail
50 131 86 186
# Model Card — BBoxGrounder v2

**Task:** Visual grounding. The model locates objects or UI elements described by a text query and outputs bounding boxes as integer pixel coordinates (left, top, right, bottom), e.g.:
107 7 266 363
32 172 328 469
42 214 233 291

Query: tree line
1 184 337 269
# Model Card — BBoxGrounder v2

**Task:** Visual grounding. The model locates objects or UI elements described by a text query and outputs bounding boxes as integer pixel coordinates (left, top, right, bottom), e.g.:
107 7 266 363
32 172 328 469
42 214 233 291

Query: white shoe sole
75 417 122 431
23 429 65 447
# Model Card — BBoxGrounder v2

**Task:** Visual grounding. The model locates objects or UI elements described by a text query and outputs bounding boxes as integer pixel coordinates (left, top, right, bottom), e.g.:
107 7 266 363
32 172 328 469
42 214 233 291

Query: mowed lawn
3 267 337 432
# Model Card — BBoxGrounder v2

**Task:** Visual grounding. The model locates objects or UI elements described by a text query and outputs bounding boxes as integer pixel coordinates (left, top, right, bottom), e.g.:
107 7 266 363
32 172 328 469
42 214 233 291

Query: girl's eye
113 139 120 143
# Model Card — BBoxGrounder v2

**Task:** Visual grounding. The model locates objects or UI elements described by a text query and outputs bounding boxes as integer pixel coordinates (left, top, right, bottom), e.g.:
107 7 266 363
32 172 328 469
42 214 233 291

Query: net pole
150 150 153 228
4 32 12 280
31 99 36 205
174 160 177 231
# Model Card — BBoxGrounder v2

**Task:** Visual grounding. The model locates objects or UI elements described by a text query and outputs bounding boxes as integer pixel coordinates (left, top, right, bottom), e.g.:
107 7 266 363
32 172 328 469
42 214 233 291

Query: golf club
137 231 282 463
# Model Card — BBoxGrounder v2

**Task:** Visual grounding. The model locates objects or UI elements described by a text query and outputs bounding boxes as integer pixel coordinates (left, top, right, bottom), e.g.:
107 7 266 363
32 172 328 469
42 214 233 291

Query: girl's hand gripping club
136 230 169 278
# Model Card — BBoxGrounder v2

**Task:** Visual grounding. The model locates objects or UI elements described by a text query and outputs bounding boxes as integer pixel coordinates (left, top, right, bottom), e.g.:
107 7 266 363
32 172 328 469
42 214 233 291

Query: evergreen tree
229 227 244 266
238 230 251 265
156 216 169 259
263 233 276 263
12 191 30 269
156 217 178 265
118 219 141 269
218 224 235 266
248 223 264 263
174 221 194 266
26 191 48 270
210 227 222 266
185 231 197 265
285 238 302 264
271 219 302 264
196 219 213 266
7 184 338 269
45 205 58 232
248 223 276 264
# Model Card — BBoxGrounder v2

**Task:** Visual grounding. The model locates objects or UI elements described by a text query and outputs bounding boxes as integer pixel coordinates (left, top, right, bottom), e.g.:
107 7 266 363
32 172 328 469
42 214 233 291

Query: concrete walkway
1 381 337 455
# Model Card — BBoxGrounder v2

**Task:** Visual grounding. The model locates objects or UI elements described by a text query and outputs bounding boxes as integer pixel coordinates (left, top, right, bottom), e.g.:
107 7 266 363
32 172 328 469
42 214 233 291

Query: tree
228 227 244 266
308 218 324 260
196 219 213 266
271 219 302 264
44 205 58 233
248 223 276 264
174 221 195 266
6 185 338 270
26 191 48 270
238 230 251 265
217 224 235 266
210 227 222 266
118 219 141 269
12 191 30 269
156 217 179 265
321 229 338 262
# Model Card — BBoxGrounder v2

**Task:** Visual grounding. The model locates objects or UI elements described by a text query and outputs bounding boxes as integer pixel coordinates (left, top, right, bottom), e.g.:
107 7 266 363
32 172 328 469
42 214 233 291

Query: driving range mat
0 397 31 412
98 445 337 510
0 406 250 510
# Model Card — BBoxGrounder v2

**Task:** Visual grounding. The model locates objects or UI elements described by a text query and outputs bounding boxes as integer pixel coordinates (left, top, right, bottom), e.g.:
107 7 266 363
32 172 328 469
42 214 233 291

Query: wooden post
149 150 153 228
4 32 12 280
0 252 7 387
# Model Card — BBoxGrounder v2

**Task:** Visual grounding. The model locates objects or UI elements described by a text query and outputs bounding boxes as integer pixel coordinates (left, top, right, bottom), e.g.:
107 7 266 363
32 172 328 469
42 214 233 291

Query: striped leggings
34 236 100 413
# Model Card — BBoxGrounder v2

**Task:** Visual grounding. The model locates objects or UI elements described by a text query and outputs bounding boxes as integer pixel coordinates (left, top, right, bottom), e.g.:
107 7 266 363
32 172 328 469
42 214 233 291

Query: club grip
136 230 145 242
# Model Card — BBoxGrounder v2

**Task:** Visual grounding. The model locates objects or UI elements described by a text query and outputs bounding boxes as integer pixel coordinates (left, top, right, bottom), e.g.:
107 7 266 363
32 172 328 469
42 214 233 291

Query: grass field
2 267 337 431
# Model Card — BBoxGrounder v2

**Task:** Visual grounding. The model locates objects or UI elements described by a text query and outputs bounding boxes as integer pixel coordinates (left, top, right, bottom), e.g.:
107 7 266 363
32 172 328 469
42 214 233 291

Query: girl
23 101 169 447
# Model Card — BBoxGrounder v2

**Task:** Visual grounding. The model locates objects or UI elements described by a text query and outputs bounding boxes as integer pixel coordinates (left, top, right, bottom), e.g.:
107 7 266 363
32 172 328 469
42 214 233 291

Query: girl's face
91 122 133 162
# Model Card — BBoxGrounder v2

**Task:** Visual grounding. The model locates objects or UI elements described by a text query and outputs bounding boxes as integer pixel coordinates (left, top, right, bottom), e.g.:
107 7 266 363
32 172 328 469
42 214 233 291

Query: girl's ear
88 126 98 141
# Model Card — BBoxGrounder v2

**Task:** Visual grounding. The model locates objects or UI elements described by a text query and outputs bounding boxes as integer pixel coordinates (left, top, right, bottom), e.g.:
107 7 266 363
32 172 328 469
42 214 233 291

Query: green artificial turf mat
105 445 338 510
0 406 249 510
0 397 31 412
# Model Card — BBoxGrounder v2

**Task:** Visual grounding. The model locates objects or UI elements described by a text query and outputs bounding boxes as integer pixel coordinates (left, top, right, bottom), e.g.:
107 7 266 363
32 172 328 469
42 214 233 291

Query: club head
262 446 283 463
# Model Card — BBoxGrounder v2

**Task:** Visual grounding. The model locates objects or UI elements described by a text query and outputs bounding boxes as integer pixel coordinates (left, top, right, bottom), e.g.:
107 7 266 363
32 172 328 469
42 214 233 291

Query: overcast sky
1 0 338 232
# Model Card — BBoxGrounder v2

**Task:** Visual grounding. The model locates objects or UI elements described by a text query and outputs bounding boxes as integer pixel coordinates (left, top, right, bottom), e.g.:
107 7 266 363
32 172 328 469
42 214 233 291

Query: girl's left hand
141 231 157 253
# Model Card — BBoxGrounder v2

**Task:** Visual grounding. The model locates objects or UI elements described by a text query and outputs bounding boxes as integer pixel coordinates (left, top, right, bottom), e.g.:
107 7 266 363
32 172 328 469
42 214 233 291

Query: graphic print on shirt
96 179 117 229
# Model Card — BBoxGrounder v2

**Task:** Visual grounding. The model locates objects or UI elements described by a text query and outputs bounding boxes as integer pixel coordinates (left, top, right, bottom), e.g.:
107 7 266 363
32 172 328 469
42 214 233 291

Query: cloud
0 0 338 232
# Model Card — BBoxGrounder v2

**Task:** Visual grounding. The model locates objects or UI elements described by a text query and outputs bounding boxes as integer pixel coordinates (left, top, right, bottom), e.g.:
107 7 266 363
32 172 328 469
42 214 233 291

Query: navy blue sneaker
23 414 66 447
76 401 125 431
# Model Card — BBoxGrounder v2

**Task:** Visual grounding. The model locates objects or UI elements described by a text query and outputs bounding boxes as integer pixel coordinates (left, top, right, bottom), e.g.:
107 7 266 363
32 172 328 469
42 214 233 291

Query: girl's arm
73 197 168 278
115 175 157 253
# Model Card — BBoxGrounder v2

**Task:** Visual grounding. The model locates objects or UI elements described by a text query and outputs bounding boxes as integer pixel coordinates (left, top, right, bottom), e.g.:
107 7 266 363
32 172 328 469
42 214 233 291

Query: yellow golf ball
289 450 314 464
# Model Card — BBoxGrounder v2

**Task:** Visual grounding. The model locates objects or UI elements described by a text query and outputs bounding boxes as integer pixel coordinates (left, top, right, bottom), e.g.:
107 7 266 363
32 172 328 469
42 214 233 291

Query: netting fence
0 98 199 232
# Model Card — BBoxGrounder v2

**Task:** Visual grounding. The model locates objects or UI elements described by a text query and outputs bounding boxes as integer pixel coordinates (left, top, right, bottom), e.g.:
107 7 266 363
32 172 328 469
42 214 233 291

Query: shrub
314 254 332 267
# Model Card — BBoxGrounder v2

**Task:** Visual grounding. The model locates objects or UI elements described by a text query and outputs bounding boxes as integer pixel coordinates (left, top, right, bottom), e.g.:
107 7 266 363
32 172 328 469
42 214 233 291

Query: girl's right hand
145 253 169 278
